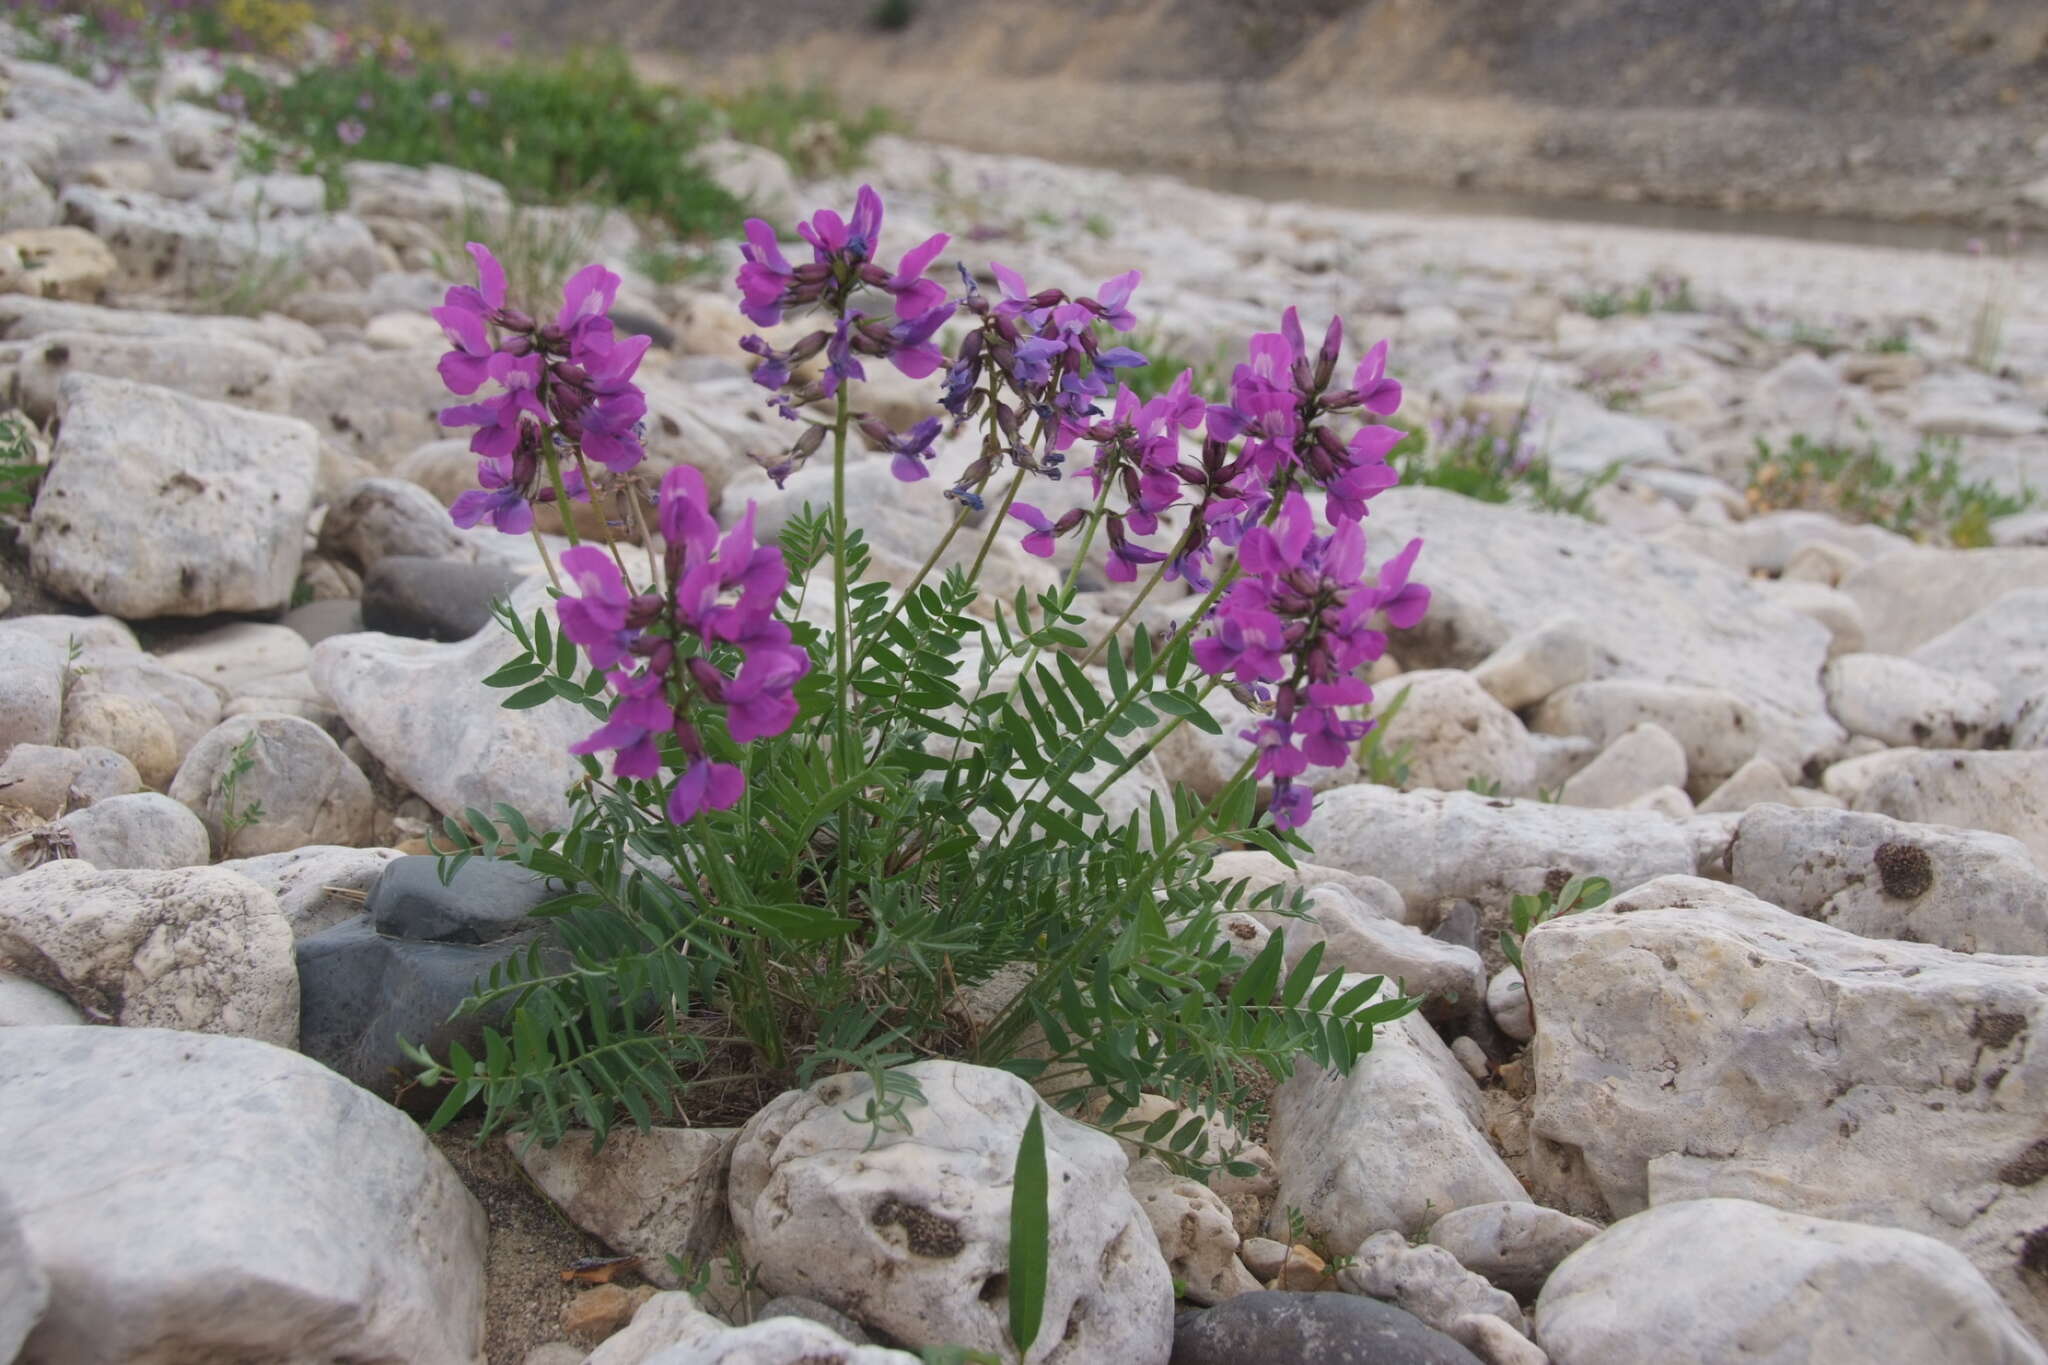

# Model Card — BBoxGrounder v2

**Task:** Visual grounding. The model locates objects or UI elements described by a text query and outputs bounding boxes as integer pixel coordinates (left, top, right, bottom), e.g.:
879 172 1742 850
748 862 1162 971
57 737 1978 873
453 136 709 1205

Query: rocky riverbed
5 37 2048 1365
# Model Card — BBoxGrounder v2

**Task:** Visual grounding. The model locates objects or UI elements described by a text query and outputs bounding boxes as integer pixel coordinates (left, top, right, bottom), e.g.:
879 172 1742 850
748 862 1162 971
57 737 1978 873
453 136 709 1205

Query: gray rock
58 684 182 790
1425 1202 1601 1301
757 1296 871 1344
1532 680 1767 797
1171 1291 1483 1365
282 597 367 645
1340 1231 1525 1338
1556 723 1687 809
1486 967 1533 1044
367 854 558 944
1910 588 2048 729
0 968 85 1026
1307 786 1695 920
215 844 402 939
514 1127 736 1287
283 347 455 471
168 713 374 857
1824 652 2003 749
0 296 325 357
65 643 224 759
0 632 63 759
0 1187 48 1360
1361 488 1842 775
317 476 470 573
361 554 525 641
42 791 210 872
0 1025 486 1363
1730 803 2048 953
1841 548 2048 655
0 861 295 1041
729 1061 1174 1365
29 373 318 617
1756 577 1866 658
0 743 94 818
1525 875 2048 1336
1536 1199 2045 1365
295 912 553 1097
311 576 594 830
1842 749 2048 872
1268 1006 1529 1250
342 160 512 226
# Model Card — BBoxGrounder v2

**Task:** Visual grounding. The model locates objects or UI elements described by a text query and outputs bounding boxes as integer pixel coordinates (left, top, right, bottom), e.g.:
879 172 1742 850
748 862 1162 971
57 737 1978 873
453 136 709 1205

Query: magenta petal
437 349 493 396
466 243 506 309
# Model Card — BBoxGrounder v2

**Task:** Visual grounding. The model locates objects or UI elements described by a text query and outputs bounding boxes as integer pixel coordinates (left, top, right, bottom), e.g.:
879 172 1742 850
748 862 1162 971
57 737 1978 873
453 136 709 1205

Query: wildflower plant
407 187 1433 1168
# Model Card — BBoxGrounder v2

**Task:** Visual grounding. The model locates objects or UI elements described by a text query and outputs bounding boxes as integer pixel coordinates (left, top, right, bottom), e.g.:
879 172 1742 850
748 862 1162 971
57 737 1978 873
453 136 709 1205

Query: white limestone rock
310 576 589 830
1425 1201 1601 1300
1556 723 1687 809
29 373 318 617
516 1127 737 1289
1729 803 2048 954
1844 749 2048 872
1535 1199 2045 1365
1267 1003 1529 1251
1525 875 2048 1336
1824 652 2004 749
0 1026 486 1363
168 713 375 857
1306 786 1695 920
0 861 294 1042
728 1060 1173 1365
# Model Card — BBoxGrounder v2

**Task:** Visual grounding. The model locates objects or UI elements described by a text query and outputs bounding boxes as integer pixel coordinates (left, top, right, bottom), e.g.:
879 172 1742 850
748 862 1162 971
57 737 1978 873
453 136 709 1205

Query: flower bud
686 657 727 701
494 307 535 333
499 333 534 357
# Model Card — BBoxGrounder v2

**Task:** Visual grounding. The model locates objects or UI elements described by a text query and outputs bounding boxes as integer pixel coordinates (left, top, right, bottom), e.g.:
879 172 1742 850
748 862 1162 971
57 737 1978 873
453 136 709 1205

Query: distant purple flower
335 118 365 146
428 89 453 112
466 88 489 108
875 416 944 483
355 92 375 111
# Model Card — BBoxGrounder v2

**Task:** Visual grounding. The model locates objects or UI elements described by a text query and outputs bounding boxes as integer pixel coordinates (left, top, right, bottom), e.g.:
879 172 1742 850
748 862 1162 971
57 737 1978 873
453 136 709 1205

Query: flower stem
541 447 581 549
961 462 1029 587
572 450 635 592
623 477 662 591
1084 675 1223 800
830 386 853 771
528 522 562 591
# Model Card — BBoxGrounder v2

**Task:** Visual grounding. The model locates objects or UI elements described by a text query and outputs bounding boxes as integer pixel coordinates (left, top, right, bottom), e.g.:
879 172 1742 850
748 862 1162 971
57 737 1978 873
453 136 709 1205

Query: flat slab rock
1525 874 2048 1339
0 1026 486 1364
1360 486 1844 776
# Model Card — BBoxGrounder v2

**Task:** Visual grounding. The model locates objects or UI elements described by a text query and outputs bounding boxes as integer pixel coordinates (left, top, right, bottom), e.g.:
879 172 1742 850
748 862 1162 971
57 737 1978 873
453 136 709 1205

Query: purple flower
571 678 674 781
1008 502 1059 558
1352 340 1402 415
428 89 452 111
886 232 951 319
335 118 365 146
1081 270 1140 332
555 546 640 669
879 416 944 483
669 749 744 824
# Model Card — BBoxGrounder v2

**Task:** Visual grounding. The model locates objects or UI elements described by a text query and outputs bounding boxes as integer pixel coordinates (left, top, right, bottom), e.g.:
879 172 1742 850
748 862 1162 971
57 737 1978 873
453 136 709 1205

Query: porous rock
0 860 295 1042
728 1060 1174 1364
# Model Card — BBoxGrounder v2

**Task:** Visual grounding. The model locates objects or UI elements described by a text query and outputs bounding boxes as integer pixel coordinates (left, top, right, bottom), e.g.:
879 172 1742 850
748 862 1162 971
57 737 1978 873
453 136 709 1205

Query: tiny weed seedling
1499 874 1612 975
216 731 266 854
0 412 45 513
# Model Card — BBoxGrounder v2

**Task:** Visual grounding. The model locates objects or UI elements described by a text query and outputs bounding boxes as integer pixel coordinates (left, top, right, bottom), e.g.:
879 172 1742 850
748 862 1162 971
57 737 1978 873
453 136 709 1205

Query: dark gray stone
360 556 521 642
295 914 553 1099
1429 899 1482 955
1171 1292 1483 1365
281 598 364 645
610 306 676 352
367 854 557 945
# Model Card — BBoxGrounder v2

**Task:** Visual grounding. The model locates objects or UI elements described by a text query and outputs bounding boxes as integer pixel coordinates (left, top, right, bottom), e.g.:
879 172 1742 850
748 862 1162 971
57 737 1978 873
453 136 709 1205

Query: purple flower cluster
553 467 809 824
434 243 652 533
737 186 956 478
1192 493 1429 829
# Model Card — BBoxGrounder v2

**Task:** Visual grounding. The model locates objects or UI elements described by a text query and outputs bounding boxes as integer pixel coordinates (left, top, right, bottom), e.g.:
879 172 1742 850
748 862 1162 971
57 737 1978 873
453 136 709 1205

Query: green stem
527 521 561 591
541 447 581 549
962 462 1030 587
829 386 856 937
572 450 635 592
